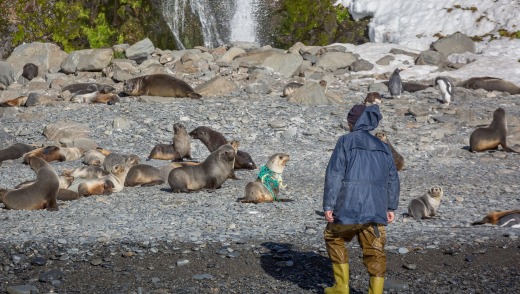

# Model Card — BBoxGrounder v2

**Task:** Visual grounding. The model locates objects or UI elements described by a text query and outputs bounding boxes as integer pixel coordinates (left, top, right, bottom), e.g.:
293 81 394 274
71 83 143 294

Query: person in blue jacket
322 104 400 294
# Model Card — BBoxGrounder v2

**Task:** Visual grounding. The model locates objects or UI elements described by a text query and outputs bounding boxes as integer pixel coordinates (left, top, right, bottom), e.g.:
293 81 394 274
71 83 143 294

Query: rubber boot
324 263 349 294
368 276 385 294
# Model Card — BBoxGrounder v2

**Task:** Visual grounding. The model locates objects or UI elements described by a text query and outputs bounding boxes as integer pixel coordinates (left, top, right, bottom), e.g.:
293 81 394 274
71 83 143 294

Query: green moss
113 51 126 59
84 12 116 48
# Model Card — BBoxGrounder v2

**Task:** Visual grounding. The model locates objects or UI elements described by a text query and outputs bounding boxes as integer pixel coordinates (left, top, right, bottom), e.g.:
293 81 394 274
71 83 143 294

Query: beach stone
6 285 39 294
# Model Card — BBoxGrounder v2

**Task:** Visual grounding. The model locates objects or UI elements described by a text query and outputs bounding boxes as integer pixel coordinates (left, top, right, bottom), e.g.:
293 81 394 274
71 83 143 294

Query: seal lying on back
471 210 520 227
240 153 291 204
147 123 192 161
407 187 443 221
189 126 256 170
2 156 60 210
22 146 84 163
70 92 120 105
0 143 37 163
83 147 111 166
168 143 237 193
458 77 520 94
469 108 517 152
123 74 202 98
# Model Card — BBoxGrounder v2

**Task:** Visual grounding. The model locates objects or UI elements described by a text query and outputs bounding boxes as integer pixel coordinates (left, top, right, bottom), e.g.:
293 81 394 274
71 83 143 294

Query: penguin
435 76 453 105
388 68 403 98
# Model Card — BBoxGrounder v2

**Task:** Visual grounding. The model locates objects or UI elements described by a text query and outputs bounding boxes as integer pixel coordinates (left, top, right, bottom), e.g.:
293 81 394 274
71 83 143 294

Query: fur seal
147 123 192 161
72 164 127 196
62 83 116 95
469 108 517 152
388 68 404 98
281 80 327 97
123 74 202 98
22 63 39 80
458 77 520 94
168 143 237 193
70 92 120 105
159 162 202 181
407 187 443 221
22 146 84 163
103 153 140 172
2 156 60 210
0 143 37 162
240 153 291 204
189 126 256 170
375 131 404 171
63 166 109 179
83 147 111 166
435 76 454 105
364 92 382 105
0 96 28 107
125 164 165 187
471 210 520 227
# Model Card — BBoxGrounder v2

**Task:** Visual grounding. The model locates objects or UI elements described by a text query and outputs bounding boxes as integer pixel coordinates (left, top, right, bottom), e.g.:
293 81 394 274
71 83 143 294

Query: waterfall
230 0 258 43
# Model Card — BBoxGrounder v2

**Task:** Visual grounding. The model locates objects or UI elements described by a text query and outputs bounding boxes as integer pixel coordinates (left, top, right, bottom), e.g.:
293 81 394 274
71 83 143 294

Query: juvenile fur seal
22 146 84 163
375 131 404 171
364 92 382 105
0 96 28 107
168 143 237 193
125 164 165 187
63 166 109 179
70 92 120 105
189 126 256 170
407 187 443 221
471 210 520 227
240 153 291 204
469 108 517 152
458 77 520 94
72 164 127 196
62 83 116 94
159 162 202 181
2 156 60 210
83 147 111 166
22 63 39 80
123 74 202 98
0 143 37 162
281 80 327 97
388 68 403 98
147 123 192 161
103 153 140 172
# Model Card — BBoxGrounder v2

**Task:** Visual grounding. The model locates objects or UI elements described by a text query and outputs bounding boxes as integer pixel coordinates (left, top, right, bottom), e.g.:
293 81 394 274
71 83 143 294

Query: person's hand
387 211 395 223
324 210 334 223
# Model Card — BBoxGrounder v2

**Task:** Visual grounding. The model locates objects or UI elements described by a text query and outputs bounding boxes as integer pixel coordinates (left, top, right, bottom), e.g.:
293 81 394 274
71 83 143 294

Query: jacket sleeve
386 155 400 211
323 136 347 212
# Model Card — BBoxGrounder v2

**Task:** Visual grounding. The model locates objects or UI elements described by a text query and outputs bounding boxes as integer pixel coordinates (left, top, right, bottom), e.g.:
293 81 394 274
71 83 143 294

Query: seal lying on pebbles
281 80 327 97
159 162 202 181
147 123 192 161
469 108 517 153
471 210 520 227
125 164 164 187
189 126 256 170
2 156 60 211
0 96 28 107
407 187 443 221
168 143 237 193
22 146 84 163
70 92 120 105
62 83 116 95
71 164 128 196
458 77 520 94
123 74 202 98
375 131 404 171
0 143 37 163
103 153 140 172
83 148 111 166
240 153 291 204
63 166 109 179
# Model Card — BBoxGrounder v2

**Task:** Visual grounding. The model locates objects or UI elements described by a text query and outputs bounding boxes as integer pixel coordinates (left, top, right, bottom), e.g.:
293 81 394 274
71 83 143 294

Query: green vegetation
498 29 520 39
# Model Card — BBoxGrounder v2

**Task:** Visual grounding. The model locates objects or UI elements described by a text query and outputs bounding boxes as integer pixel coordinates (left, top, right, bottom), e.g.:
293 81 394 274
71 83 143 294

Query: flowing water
229 0 258 43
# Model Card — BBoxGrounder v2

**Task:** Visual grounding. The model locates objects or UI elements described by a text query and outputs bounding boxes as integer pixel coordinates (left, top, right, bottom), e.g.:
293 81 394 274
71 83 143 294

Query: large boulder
43 121 91 143
432 32 476 56
5 42 68 78
125 38 155 62
0 61 15 87
261 53 303 79
415 50 447 66
316 52 358 72
60 49 113 74
194 76 238 97
287 81 330 105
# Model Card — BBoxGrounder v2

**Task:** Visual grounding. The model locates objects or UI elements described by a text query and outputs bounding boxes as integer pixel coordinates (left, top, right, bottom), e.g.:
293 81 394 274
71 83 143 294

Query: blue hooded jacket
323 105 400 225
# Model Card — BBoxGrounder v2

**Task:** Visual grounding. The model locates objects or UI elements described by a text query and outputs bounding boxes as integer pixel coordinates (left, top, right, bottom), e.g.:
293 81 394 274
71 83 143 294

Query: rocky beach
0 36 519 293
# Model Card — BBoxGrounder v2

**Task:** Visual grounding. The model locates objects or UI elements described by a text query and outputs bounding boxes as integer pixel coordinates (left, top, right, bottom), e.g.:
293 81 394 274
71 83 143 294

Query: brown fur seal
83 147 111 166
103 153 140 172
15 175 73 190
70 92 120 105
0 143 37 162
469 108 517 152
471 210 520 227
168 143 236 193
22 63 39 80
159 162 202 181
125 164 165 187
364 92 382 105
147 123 192 161
458 77 520 94
123 74 202 98
189 126 256 170
0 96 28 107
63 166 109 179
22 146 84 163
2 156 60 210
240 153 291 204
407 187 443 221
375 131 404 171
71 163 127 196
62 83 116 94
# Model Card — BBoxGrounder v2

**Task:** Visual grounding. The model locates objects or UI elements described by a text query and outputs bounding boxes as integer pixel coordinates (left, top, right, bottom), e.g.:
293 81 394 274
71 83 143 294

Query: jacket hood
353 105 382 132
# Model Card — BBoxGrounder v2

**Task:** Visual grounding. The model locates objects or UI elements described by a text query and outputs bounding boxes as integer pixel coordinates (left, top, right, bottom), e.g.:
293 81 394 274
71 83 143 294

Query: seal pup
147 123 192 161
103 153 140 172
70 92 120 105
388 68 403 98
2 156 60 211
22 63 39 80
125 164 165 187
168 143 237 193
75 164 127 196
62 83 116 95
469 108 517 152
458 77 520 94
123 74 202 98
471 210 520 227
0 143 37 162
22 146 64 163
189 126 256 170
0 96 28 107
159 162 202 181
407 187 443 221
375 131 404 171
281 82 303 97
83 147 111 166
240 153 291 204
63 166 109 179
364 92 382 105
435 76 454 105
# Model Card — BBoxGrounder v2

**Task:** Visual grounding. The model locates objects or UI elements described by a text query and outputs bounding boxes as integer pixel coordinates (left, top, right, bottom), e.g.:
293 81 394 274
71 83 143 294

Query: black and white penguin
388 68 403 98
435 76 453 105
